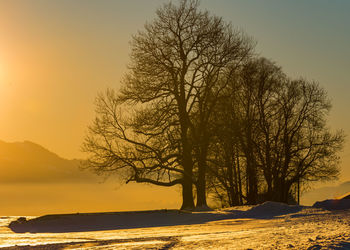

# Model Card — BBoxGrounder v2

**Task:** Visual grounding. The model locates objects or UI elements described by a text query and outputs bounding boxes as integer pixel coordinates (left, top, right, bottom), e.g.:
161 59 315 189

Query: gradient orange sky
0 0 349 211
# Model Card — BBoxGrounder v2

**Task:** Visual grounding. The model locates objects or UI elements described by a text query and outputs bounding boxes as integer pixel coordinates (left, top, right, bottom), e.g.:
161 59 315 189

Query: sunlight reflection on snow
1 208 349 249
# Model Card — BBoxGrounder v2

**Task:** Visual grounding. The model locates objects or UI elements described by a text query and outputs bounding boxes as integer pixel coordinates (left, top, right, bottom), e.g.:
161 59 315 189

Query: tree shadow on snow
8 202 304 233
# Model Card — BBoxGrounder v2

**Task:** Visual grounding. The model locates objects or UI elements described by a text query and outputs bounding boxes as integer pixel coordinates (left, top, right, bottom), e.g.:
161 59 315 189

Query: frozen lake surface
1 202 350 249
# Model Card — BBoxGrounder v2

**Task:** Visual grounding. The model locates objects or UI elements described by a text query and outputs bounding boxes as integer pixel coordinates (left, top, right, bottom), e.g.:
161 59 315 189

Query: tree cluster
82 0 344 209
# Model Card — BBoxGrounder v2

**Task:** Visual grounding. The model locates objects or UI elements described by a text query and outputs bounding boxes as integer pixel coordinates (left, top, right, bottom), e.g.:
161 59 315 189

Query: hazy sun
0 62 4 83
0 62 7 102
0 66 3 90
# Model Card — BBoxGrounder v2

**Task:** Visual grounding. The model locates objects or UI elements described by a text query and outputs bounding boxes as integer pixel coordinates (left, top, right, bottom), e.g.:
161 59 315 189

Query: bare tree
206 57 345 205
257 79 345 203
83 0 253 210
83 0 343 209
206 87 244 207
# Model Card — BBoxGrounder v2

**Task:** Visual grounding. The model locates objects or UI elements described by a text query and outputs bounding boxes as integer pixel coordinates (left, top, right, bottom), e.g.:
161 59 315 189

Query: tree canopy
83 0 344 210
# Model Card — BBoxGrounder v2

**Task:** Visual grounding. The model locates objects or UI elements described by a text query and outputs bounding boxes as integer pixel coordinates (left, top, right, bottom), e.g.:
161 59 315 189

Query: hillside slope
0 140 95 183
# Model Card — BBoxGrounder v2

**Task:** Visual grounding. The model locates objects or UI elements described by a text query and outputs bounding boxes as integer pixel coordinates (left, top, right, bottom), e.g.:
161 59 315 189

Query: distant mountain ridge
0 140 181 216
302 181 350 205
0 140 96 183
1 140 347 206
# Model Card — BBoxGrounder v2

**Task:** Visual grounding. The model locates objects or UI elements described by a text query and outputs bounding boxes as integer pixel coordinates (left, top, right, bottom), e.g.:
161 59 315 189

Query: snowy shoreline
8 202 303 234
2 202 350 249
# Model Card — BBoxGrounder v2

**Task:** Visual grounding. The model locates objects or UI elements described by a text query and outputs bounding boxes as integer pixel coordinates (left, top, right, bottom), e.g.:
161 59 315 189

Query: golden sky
0 0 349 214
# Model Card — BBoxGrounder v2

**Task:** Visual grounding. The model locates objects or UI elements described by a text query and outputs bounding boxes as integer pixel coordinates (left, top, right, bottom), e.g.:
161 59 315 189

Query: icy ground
1 202 350 249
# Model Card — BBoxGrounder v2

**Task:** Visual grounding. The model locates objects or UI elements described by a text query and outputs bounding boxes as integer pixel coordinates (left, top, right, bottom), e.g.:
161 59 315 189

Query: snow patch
313 199 350 210
242 201 303 218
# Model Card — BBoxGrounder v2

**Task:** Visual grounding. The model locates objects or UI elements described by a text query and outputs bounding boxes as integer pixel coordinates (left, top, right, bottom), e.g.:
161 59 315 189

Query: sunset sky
0 0 349 214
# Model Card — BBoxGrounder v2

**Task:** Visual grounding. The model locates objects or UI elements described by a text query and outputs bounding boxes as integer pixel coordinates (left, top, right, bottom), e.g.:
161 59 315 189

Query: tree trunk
227 151 239 206
196 147 208 208
265 173 273 201
246 160 258 204
180 136 195 210
236 154 243 205
196 165 207 208
181 177 195 210
194 124 209 208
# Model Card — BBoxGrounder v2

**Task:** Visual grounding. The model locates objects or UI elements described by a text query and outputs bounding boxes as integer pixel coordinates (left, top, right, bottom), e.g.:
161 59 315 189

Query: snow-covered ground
1 202 350 249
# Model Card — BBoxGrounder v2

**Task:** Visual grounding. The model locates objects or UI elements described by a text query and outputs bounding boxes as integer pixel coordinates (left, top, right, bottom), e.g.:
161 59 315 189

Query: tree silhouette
206 58 344 205
83 0 344 209
83 0 253 210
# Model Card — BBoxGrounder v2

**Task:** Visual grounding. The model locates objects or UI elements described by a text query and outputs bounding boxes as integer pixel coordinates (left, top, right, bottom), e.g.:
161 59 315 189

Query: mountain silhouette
0 140 180 215
0 140 95 183
302 181 350 205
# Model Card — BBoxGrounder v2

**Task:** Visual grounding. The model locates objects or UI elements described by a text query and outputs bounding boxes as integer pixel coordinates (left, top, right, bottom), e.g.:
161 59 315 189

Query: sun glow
0 61 9 108
0 62 3 83
0 60 6 89
0 62 4 94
